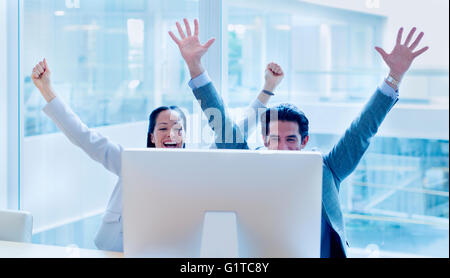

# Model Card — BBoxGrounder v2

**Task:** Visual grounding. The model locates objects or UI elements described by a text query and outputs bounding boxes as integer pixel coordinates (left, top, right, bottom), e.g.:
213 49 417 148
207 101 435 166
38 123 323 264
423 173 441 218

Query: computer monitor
122 149 323 258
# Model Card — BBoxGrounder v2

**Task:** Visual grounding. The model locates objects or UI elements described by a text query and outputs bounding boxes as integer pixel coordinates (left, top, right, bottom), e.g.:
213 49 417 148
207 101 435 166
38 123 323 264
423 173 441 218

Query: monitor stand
200 212 239 258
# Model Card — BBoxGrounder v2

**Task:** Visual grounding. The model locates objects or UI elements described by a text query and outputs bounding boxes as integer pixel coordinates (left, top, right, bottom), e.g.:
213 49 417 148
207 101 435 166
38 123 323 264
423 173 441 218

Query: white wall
0 0 7 209
301 0 449 69
23 121 148 233
245 100 449 148
303 101 449 140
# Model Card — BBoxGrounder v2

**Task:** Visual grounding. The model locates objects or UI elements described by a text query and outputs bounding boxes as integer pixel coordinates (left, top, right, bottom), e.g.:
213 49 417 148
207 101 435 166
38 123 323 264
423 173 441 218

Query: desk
0 240 124 258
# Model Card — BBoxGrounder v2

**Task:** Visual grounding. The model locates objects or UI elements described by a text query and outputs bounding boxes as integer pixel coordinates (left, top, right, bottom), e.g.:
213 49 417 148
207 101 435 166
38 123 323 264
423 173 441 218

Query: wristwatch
386 74 401 88
262 90 275 96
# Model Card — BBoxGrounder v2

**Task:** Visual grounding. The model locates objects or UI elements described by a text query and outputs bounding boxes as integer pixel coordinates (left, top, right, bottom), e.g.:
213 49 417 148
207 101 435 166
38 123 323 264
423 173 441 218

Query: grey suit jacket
192 82 398 256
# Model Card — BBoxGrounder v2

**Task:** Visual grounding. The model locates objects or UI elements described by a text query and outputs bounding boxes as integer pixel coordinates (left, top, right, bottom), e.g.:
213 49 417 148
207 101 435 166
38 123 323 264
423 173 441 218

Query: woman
32 58 188 252
31 57 283 252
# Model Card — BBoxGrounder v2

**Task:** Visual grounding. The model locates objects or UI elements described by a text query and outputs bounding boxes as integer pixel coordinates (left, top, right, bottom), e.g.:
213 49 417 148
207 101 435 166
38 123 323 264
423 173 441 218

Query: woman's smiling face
151 109 185 149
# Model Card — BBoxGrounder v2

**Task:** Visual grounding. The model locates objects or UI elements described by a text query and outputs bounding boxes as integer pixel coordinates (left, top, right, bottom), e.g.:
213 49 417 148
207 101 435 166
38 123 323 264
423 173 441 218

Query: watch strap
262 90 275 96
386 74 401 87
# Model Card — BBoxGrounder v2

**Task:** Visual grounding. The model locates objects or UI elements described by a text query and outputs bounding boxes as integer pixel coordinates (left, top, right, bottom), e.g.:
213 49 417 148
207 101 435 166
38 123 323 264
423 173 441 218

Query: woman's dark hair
261 103 309 141
147 106 187 148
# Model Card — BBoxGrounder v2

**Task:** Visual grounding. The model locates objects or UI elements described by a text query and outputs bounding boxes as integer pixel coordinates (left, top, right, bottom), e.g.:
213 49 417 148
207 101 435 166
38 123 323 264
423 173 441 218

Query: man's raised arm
324 27 429 188
238 63 285 140
169 19 248 149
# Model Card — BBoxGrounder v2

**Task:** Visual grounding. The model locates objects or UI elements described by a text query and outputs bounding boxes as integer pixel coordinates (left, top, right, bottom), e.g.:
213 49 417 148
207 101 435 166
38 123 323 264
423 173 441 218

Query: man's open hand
375 27 429 82
169 19 215 78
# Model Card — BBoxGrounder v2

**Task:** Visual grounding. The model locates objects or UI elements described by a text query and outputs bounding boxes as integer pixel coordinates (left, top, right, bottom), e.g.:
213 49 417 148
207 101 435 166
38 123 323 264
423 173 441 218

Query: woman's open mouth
163 142 179 148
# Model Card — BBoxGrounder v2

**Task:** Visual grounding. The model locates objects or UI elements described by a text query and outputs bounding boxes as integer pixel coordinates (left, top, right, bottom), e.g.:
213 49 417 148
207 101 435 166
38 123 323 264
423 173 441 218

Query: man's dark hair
261 103 309 140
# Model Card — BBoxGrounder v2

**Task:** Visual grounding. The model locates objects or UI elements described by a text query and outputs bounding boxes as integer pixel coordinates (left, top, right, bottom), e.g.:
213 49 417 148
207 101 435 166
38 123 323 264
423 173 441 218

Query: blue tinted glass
23 0 198 137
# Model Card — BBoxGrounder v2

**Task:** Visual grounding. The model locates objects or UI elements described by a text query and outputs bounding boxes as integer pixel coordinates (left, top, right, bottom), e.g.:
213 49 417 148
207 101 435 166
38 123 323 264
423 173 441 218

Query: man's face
264 120 309 151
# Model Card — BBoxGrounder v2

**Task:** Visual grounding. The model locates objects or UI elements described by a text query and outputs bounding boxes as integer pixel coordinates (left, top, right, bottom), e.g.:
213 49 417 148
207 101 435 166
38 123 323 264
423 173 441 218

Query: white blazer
43 97 125 251
43 95 265 252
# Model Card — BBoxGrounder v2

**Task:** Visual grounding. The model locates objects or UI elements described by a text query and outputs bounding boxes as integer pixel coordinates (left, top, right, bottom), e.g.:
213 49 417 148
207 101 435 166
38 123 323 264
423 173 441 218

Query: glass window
226 0 448 106
22 0 198 249
310 134 449 257
23 0 198 137
226 0 385 107
225 0 449 257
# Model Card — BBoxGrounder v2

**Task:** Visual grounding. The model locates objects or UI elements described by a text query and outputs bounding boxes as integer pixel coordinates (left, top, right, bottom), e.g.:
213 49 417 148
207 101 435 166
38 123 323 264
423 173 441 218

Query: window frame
0 0 7 209
199 0 228 99
4 0 22 210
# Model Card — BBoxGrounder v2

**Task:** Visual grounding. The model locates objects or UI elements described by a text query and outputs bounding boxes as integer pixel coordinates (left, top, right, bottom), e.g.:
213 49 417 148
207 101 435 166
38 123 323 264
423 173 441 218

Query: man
170 19 429 257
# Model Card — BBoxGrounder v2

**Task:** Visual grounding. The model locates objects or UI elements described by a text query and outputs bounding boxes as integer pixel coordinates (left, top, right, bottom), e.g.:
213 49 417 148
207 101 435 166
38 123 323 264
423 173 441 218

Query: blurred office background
0 0 448 257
